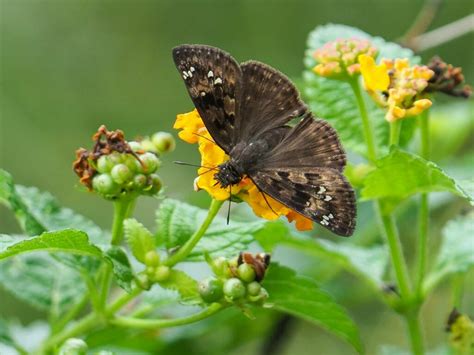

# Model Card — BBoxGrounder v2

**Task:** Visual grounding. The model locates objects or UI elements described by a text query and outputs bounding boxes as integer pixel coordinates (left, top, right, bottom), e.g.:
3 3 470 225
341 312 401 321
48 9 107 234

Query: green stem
377 207 412 299
81 271 102 313
51 294 88 334
405 312 424 355
106 287 143 316
451 273 465 309
390 120 402 146
110 303 224 329
350 79 377 162
415 111 430 297
111 199 134 245
165 199 224 267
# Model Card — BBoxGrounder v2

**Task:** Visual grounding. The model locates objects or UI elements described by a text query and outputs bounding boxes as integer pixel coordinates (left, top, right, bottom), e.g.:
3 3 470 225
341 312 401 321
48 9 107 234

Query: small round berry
133 174 147 189
111 164 133 184
153 265 171 282
59 338 87 355
237 263 256 283
144 250 160 267
152 132 176 153
223 278 246 300
135 273 151 290
128 141 142 152
108 152 123 165
145 266 155 277
146 174 163 194
198 277 224 303
211 256 230 277
249 287 269 304
123 154 138 172
140 139 157 153
137 152 160 174
96 155 114 173
92 174 119 195
247 281 261 296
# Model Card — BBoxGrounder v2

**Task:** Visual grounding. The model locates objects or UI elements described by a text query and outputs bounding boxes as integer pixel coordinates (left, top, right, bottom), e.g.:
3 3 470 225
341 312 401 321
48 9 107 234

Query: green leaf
0 230 103 260
262 264 362 353
303 24 419 156
124 218 155 263
361 147 472 211
0 319 15 347
424 214 474 293
158 269 201 304
256 222 388 290
0 253 86 313
0 169 105 244
156 199 264 260
105 246 134 293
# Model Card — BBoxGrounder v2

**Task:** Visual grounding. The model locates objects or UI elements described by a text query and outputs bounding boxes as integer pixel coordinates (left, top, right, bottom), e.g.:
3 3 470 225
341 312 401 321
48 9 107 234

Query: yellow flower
360 57 434 122
174 110 314 231
359 54 389 92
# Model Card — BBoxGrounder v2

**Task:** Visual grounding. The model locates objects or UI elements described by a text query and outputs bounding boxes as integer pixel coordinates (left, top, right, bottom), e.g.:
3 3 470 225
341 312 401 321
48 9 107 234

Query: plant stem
405 312 424 355
350 79 377 162
390 120 402 146
415 110 430 297
51 295 88 334
350 79 424 354
165 199 224 267
106 287 143 316
377 208 412 299
110 303 224 329
99 198 136 312
451 273 464 309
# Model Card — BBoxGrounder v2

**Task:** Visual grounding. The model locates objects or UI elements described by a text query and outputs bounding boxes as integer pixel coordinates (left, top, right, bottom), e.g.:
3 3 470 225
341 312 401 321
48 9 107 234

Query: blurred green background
1 0 473 354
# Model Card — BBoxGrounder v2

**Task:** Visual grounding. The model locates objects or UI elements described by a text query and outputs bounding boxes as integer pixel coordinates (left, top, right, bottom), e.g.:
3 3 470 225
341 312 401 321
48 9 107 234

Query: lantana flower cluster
174 110 313 231
359 55 434 122
73 126 174 200
312 38 378 78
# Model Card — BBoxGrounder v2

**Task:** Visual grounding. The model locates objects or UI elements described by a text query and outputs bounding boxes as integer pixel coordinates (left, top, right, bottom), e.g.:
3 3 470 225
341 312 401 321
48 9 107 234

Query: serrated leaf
361 147 472 211
158 269 201 304
0 230 103 260
303 24 419 157
424 214 474 293
262 264 362 353
0 169 105 243
156 199 264 261
256 222 388 290
0 253 86 313
124 218 155 263
105 246 134 293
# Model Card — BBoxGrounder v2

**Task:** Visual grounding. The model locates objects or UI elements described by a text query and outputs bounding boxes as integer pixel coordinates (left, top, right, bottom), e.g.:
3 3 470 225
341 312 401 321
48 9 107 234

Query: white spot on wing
207 70 214 78
214 77 223 85
318 186 327 194
324 195 332 201
190 66 195 72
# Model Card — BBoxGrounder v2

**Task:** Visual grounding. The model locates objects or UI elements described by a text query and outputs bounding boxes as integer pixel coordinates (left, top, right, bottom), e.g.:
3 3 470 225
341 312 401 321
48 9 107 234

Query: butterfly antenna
174 161 217 170
258 189 279 217
197 167 217 176
226 185 232 225
192 132 215 144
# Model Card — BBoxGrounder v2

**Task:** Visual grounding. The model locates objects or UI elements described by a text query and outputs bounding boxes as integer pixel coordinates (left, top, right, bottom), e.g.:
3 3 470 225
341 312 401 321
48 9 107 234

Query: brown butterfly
173 44 356 236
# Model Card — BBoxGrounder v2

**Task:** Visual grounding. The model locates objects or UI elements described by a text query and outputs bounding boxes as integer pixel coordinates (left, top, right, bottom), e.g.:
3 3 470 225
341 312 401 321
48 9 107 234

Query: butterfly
172 44 356 236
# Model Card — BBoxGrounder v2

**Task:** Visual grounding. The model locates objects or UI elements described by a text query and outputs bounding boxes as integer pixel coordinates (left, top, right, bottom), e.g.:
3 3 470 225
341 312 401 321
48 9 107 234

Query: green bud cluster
92 151 162 199
198 255 270 306
130 131 176 155
136 250 171 288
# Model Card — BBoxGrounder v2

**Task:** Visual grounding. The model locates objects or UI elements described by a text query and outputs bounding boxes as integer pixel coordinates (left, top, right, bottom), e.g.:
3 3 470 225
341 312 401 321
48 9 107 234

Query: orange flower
174 110 314 231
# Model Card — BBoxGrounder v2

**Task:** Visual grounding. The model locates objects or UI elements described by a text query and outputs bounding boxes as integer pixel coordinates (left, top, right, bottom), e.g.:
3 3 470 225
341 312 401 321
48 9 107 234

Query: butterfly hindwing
172 45 242 153
238 61 308 142
250 167 356 236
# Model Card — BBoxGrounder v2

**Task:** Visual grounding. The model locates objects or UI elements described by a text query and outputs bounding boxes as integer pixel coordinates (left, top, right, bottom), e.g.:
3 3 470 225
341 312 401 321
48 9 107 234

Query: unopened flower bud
96 155 114 173
223 278 246 300
247 281 261 296
153 265 171 282
248 287 269 304
111 164 133 184
128 141 142 152
138 152 160 174
146 174 163 195
59 338 87 355
152 132 176 153
135 273 151 290
92 174 119 195
198 277 224 303
144 250 160 267
237 263 256 283
133 174 147 189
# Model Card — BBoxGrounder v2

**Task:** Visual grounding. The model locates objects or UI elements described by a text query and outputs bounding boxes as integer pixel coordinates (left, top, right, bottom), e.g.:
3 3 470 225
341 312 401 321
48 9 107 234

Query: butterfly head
214 160 243 188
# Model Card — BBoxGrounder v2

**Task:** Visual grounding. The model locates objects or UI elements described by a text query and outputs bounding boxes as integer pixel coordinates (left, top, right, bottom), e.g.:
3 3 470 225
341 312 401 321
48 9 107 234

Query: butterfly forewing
251 168 356 236
172 45 242 153
238 61 308 141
